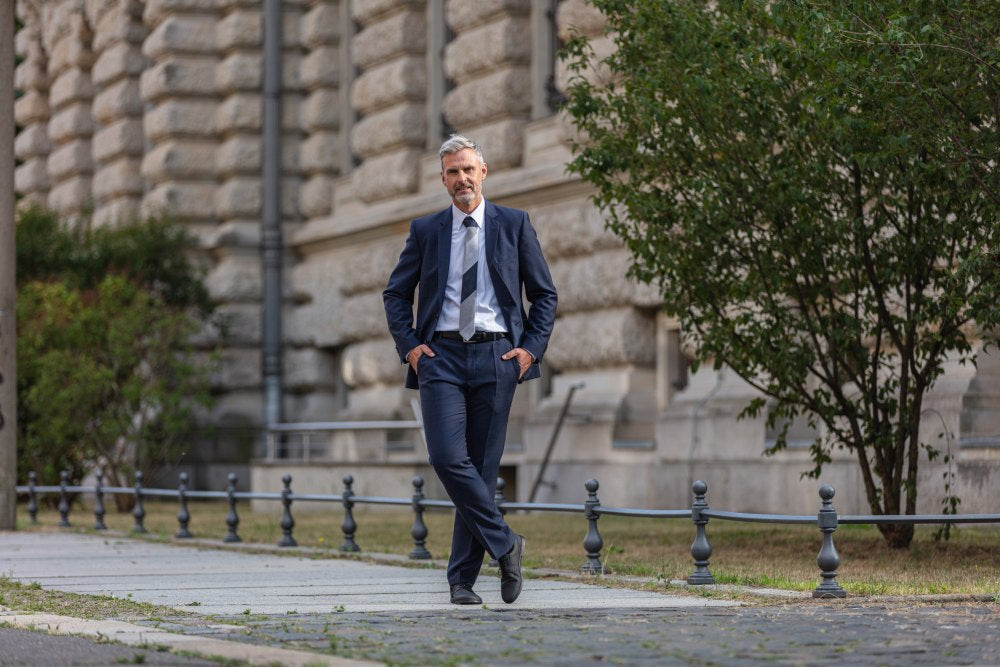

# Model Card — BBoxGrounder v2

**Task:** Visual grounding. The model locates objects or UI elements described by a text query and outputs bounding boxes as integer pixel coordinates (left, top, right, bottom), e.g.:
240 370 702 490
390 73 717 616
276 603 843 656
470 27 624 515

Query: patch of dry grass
15 501 1000 596
0 576 189 621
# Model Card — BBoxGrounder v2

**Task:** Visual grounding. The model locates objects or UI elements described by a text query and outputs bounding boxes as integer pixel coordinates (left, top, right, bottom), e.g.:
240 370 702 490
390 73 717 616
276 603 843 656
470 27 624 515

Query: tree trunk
878 522 914 549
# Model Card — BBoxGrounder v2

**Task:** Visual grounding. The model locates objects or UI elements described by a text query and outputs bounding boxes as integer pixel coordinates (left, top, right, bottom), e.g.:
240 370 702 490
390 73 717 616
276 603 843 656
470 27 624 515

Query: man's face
441 148 487 213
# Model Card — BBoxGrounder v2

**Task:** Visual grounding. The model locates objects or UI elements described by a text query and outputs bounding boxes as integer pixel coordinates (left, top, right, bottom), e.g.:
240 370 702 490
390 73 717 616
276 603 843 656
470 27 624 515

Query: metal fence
15 471 1000 599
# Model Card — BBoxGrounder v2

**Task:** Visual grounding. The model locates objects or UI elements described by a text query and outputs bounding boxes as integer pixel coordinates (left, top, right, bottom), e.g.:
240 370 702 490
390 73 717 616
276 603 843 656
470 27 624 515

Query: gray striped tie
459 216 478 341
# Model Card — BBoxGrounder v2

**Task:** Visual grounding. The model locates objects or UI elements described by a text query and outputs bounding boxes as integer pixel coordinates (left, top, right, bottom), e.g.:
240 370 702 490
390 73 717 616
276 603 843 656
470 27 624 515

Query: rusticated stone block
204 253 262 302
49 68 94 110
14 159 50 194
352 0 424 27
340 239 402 295
194 302 260 345
555 33 614 92
351 56 425 115
444 16 530 83
143 15 218 60
217 9 260 50
210 348 261 390
282 53 303 92
285 347 339 390
216 135 261 174
84 0 124 30
282 138 302 172
446 0 528 33
47 139 94 178
462 117 524 169
302 2 339 48
351 148 421 203
299 174 332 218
546 307 656 371
14 22 38 55
92 2 146 53
14 90 49 126
48 176 93 214
142 140 218 180
282 96 303 131
93 197 143 227
342 337 402 388
145 100 218 140
93 119 144 162
350 103 425 158
92 42 145 86
301 132 340 174
216 178 263 218
531 198 618 260
281 176 302 217
93 159 145 200
302 89 340 130
556 0 605 40
443 67 530 129
352 10 425 69
15 59 47 93
141 57 217 100
549 249 659 314
301 46 339 90
48 105 94 142
331 291 388 344
46 37 95 77
216 53 262 91
216 93 261 131
143 0 223 30
14 124 51 159
93 78 143 122
142 182 218 219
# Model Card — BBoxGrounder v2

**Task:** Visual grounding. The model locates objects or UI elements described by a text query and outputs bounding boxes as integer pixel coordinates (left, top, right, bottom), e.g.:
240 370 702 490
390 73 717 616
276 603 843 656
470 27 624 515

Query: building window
656 314 690 410
531 0 564 120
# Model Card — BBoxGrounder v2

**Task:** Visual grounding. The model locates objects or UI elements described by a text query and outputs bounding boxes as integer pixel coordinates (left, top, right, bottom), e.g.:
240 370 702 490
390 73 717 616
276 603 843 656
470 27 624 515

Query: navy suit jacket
383 200 558 390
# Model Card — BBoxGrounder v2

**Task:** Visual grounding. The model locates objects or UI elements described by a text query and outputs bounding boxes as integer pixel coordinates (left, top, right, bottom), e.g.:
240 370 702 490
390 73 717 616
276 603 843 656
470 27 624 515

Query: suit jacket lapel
485 199 499 269
436 207 452 304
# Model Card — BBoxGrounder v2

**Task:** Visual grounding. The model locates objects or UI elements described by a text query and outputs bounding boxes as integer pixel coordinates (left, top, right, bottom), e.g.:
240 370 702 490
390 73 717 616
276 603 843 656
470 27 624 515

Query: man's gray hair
439 134 485 165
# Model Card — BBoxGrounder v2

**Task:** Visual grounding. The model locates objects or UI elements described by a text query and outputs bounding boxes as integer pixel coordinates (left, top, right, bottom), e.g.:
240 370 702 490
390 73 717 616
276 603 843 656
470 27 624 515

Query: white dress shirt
436 199 508 333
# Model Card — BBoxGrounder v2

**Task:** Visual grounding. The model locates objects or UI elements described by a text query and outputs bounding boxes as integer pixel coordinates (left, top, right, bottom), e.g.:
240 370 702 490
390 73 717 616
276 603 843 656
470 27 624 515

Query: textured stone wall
87 0 147 226
349 0 427 203
443 0 531 169
13 2 51 205
42 1 95 216
299 0 342 222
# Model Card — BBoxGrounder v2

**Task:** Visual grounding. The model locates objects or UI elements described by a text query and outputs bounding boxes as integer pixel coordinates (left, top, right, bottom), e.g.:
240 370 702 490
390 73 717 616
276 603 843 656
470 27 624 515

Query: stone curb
0 609 382 667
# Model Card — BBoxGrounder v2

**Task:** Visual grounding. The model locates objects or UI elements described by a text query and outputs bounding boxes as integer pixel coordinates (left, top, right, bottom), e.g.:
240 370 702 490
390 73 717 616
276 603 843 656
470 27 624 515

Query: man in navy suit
383 135 557 605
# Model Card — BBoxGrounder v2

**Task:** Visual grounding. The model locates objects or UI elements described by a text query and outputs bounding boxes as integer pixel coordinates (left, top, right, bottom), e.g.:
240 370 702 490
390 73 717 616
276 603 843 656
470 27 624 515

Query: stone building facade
15 0 1000 514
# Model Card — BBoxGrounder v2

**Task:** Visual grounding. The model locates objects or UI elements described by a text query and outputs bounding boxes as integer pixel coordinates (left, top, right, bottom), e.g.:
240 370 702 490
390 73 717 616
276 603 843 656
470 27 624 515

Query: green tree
563 0 1000 547
16 208 217 505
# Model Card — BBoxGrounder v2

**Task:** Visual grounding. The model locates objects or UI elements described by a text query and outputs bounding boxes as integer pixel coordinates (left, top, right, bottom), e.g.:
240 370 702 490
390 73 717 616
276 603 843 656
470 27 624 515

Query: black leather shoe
498 534 525 603
449 584 482 605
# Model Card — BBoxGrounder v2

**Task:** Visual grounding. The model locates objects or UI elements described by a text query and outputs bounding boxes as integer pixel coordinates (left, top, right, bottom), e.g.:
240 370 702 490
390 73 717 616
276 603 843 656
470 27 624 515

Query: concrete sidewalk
0 532 736 614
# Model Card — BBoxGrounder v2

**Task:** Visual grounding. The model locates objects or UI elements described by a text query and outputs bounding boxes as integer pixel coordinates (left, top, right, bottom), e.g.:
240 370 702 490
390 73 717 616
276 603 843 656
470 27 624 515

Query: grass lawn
13 501 1000 597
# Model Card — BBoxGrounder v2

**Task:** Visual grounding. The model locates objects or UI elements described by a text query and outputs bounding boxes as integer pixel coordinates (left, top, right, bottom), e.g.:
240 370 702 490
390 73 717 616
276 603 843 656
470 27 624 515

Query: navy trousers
418 335 519 586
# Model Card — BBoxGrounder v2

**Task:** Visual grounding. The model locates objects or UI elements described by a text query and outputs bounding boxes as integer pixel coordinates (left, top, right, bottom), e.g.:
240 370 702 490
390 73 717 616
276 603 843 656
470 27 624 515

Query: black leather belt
434 330 508 343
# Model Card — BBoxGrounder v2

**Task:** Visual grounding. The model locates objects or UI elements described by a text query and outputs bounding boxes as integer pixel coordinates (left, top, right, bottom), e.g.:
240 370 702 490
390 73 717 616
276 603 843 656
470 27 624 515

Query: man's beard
453 184 478 205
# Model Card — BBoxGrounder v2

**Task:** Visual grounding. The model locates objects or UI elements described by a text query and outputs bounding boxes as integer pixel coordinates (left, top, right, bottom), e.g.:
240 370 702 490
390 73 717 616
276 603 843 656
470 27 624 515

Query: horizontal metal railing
15 471 1000 599
264 399 427 462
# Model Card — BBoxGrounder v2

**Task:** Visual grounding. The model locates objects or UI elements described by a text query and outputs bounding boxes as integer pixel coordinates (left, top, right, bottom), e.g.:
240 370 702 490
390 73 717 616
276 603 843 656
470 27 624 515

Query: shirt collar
451 198 486 230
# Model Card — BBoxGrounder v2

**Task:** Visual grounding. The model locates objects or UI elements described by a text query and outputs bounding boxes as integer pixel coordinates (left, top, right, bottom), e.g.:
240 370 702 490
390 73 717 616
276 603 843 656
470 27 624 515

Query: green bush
16 207 217 500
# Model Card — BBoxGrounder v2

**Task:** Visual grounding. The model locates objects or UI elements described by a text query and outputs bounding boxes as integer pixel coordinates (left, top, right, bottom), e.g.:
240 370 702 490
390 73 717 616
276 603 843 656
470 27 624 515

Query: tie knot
462 216 477 229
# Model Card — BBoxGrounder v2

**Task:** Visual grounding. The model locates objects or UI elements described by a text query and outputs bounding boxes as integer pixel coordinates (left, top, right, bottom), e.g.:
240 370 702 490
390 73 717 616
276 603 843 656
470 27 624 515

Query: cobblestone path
145 601 1000 666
